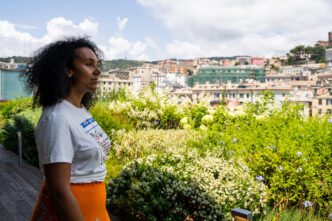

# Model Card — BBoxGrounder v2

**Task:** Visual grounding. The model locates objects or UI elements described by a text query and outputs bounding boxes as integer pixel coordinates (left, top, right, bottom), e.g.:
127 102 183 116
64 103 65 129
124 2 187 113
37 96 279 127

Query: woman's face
69 47 101 93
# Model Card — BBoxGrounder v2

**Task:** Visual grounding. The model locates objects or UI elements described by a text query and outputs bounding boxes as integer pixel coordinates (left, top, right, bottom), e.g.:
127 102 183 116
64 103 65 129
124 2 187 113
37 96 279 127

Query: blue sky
1 0 332 61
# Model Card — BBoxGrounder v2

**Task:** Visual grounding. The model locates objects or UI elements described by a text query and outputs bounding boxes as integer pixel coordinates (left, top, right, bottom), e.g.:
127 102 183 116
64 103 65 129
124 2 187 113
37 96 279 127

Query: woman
26 37 111 221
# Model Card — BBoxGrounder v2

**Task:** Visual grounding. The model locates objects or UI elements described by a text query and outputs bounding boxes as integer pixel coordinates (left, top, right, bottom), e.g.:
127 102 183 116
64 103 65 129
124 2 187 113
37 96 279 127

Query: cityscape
1 32 332 117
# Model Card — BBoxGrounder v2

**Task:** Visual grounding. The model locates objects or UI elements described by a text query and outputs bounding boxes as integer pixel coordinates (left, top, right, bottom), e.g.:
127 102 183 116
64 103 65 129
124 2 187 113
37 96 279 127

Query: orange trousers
30 182 111 221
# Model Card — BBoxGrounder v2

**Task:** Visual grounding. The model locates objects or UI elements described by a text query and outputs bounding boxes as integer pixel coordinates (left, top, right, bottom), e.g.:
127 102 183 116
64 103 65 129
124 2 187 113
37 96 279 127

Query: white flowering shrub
107 151 267 221
201 114 214 125
112 129 203 162
108 86 184 129
105 85 222 130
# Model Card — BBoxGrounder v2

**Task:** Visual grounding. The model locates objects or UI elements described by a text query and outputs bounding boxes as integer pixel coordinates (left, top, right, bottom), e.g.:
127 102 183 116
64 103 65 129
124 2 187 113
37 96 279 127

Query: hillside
101 59 146 71
0 56 31 63
0 57 147 70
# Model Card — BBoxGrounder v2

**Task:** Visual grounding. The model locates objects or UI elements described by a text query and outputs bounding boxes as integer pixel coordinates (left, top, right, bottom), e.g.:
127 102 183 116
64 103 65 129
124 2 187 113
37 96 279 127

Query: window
327 109 332 114
318 109 322 114
233 93 236 98
319 99 322 105
247 93 249 98
240 93 244 98
282 93 286 97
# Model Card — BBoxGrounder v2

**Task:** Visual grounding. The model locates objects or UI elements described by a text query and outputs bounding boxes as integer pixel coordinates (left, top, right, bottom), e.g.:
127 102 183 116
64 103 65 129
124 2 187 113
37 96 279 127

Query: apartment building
251 57 265 67
236 56 251 65
188 65 265 86
326 48 332 67
130 64 164 93
152 72 187 90
191 82 291 104
0 61 16 70
312 93 332 115
97 72 132 97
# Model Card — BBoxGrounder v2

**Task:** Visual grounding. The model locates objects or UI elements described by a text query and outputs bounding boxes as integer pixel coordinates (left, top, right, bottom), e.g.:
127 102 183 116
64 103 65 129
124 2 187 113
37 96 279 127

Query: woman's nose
94 66 101 75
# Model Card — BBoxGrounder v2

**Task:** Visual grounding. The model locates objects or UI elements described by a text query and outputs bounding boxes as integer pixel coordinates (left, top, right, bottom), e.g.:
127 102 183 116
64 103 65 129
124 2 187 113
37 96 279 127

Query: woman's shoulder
42 100 69 117
40 100 90 125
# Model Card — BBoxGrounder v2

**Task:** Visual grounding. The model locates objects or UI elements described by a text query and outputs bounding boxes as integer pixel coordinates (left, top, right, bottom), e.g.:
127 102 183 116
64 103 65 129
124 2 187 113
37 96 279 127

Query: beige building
97 72 132 97
312 93 332 115
129 64 164 93
191 82 291 105
0 60 16 70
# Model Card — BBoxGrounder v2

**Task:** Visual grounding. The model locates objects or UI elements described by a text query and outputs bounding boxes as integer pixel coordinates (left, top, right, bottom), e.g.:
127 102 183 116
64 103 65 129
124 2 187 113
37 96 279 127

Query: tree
287 45 326 65
311 46 326 63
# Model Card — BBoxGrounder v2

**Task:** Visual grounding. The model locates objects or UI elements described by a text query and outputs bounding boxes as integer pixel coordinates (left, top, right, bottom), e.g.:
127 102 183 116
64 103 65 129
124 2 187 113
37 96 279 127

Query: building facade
312 93 332 115
326 48 332 67
188 65 265 86
97 72 132 97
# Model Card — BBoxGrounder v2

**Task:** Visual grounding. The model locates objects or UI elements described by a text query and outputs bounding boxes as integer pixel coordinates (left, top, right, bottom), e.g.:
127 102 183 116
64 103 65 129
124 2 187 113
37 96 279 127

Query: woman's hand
44 163 83 221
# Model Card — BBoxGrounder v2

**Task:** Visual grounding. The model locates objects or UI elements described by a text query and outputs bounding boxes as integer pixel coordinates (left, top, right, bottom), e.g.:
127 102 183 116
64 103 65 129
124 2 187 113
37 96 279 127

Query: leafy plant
0 109 41 167
108 152 267 221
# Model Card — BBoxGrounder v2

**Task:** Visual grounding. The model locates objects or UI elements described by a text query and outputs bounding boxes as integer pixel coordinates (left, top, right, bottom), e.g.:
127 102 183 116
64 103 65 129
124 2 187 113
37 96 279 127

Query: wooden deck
0 144 121 221
0 144 43 221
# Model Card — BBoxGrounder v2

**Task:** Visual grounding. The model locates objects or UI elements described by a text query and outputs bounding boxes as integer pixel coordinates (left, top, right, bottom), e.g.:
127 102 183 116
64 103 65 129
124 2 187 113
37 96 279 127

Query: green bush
90 102 134 134
0 98 32 120
107 86 185 129
0 109 41 167
103 92 332 219
112 129 203 162
258 207 325 221
186 103 209 128
107 152 267 221
105 129 203 180
191 102 332 216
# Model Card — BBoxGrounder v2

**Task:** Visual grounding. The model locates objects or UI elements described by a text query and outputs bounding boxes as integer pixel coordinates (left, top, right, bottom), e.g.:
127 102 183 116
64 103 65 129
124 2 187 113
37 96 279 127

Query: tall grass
258 208 325 221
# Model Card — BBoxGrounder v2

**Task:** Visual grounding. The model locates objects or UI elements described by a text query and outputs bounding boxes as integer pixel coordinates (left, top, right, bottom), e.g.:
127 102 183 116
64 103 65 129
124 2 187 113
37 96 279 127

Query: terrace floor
0 144 120 221
0 144 42 221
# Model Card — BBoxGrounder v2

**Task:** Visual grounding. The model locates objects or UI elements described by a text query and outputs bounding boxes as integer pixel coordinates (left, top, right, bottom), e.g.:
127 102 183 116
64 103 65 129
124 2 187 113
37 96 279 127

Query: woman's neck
65 89 84 108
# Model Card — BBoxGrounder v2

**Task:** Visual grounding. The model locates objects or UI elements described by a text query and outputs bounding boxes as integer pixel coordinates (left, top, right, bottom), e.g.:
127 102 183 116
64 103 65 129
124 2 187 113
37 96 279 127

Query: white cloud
0 20 41 57
117 17 128 32
137 0 332 58
136 54 149 61
79 19 99 36
129 41 146 57
166 40 203 59
104 36 149 60
43 17 98 42
0 18 99 57
106 36 131 59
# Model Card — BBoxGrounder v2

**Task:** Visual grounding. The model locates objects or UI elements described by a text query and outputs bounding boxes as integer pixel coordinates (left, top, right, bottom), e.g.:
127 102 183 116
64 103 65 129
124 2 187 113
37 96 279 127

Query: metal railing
17 131 22 167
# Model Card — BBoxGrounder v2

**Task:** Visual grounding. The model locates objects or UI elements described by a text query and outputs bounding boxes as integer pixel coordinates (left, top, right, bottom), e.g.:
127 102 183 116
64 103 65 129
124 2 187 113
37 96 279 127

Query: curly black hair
22 36 103 109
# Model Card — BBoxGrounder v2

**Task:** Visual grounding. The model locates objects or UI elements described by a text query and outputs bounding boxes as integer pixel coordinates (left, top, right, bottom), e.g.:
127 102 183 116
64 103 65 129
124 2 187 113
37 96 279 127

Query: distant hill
101 59 146 71
0 57 147 70
0 56 31 63
207 56 250 61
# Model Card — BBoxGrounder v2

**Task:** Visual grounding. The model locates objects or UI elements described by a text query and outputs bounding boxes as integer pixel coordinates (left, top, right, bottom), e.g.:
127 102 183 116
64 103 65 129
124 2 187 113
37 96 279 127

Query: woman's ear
67 69 74 78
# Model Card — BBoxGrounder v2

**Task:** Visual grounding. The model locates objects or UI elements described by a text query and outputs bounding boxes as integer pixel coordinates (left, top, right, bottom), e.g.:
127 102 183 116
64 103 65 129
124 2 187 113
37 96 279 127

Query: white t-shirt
35 99 111 183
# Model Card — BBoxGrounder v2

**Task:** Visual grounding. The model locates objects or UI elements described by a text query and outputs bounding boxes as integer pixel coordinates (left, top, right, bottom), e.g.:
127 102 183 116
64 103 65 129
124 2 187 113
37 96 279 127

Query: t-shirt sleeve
35 113 75 164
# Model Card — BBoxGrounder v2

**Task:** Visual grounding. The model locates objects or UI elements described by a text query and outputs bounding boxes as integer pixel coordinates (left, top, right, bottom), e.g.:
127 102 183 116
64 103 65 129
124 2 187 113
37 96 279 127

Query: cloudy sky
1 0 332 61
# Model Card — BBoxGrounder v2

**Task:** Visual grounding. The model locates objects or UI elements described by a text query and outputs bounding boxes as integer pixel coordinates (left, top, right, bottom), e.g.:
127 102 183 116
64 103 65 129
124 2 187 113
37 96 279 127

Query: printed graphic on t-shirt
80 117 111 161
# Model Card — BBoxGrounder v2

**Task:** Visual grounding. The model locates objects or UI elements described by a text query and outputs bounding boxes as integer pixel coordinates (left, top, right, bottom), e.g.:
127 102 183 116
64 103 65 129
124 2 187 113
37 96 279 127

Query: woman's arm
44 163 83 221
